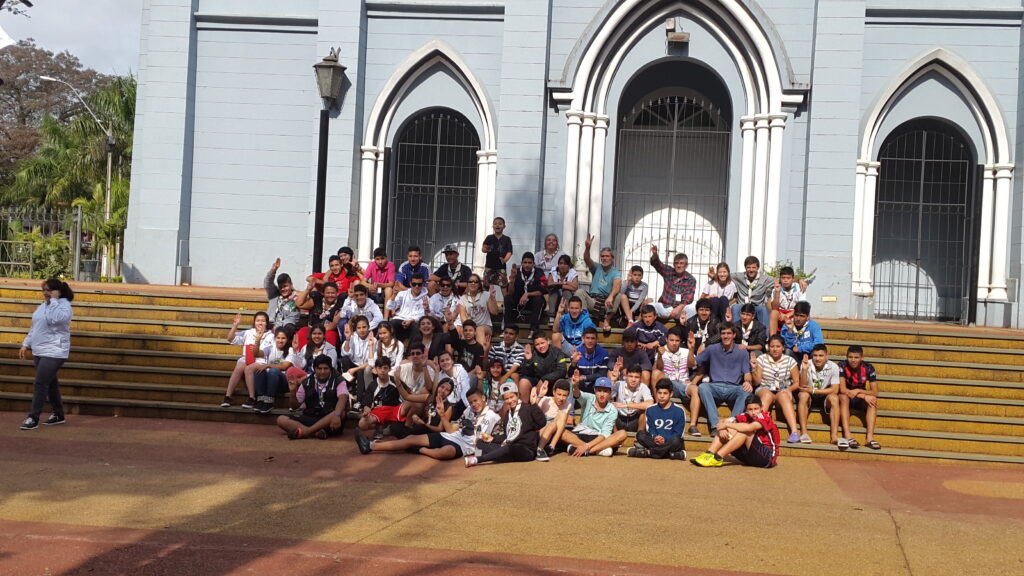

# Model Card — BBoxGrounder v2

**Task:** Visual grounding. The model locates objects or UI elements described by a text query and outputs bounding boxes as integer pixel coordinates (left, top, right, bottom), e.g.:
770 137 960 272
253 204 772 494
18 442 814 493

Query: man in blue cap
560 375 626 457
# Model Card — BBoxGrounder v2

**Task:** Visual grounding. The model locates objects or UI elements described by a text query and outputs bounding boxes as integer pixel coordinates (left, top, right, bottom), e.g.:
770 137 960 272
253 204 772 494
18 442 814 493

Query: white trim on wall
852 48 1014 303
358 40 498 265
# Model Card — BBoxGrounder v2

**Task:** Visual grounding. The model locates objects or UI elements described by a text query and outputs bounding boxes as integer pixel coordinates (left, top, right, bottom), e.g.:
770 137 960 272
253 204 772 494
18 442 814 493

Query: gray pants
30 356 66 419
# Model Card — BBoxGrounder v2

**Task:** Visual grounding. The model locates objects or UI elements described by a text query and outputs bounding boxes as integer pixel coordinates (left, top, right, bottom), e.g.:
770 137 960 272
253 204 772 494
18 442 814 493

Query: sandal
866 440 881 450
847 438 861 449
837 438 849 450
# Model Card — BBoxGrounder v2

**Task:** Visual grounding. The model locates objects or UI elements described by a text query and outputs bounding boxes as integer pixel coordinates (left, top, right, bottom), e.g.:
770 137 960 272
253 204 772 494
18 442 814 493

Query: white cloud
0 0 142 75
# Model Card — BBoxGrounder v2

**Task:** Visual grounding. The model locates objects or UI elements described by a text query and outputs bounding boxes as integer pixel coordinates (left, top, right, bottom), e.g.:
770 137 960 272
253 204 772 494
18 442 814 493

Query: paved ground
1 413 1022 576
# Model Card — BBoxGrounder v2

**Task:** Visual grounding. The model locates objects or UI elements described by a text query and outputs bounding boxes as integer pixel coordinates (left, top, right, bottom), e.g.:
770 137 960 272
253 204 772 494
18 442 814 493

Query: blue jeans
698 381 750 430
670 379 689 401
255 367 287 398
730 303 769 328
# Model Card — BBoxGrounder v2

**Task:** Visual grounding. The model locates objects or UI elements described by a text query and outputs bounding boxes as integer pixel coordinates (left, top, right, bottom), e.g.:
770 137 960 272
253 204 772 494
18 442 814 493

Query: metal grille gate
387 109 480 268
613 94 730 298
871 120 977 323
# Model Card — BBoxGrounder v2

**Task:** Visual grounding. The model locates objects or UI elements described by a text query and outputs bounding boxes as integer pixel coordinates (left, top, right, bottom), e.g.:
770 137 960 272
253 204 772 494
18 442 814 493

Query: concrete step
821 323 1022 350
879 391 1024 418
1 376 239 405
825 338 1024 367
0 327 236 355
875 409 1024 436
0 343 238 371
0 358 227 388
0 298 260 325
860 356 1024 382
881 374 1024 401
0 283 264 309
2 313 231 339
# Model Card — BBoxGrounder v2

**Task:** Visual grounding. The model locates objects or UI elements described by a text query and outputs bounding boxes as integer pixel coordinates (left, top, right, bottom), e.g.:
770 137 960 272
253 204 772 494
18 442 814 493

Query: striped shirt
756 354 797 391
488 341 525 371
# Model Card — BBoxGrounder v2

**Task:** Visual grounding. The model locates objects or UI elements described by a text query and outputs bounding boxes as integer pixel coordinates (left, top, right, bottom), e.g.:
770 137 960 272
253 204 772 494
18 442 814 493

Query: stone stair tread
833 355 1023 372
880 391 1024 407
825 337 1024 356
0 357 228 377
0 280 266 303
798 422 1024 445
0 297 260 315
0 326 227 345
0 342 235 362
0 375 229 395
882 373 1024 389
877 409 1024 426
820 319 1024 342
1 311 232 330
0 391 290 415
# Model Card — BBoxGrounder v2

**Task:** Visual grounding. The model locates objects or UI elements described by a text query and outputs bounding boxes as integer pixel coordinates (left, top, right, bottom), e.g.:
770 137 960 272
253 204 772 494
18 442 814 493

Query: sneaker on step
42 414 65 426
786 432 801 443
535 448 550 462
799 433 812 444
687 425 701 437
19 416 38 431
241 397 256 410
596 447 614 457
219 396 232 408
464 455 478 468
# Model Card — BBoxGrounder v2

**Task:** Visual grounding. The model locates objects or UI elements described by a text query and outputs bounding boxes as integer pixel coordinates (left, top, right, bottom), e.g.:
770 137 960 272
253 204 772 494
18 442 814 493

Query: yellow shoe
705 454 724 467
690 452 712 466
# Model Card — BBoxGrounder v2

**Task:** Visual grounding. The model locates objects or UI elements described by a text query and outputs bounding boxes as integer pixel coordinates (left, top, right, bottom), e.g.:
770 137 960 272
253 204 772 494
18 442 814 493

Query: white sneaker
596 447 614 457
464 455 478 468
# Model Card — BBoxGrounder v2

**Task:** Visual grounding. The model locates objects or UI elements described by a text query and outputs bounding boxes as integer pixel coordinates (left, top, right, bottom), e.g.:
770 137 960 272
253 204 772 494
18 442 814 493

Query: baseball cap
442 244 459 254
499 382 518 395
594 376 613 389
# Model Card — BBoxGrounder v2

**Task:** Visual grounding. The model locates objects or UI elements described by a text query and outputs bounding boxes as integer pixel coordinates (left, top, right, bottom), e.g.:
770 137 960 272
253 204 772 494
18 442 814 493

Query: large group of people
15 217 882 469
207 216 880 468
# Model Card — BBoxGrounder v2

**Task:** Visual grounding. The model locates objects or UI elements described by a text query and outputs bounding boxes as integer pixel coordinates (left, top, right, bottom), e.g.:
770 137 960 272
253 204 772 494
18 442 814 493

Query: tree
0 39 109 185
0 1 32 16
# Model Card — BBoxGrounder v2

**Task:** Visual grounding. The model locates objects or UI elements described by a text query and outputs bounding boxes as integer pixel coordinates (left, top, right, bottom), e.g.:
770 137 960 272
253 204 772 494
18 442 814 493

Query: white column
575 113 596 262
486 151 498 227
851 161 868 294
749 116 771 260
474 150 490 272
358 146 379 262
562 112 583 258
988 163 1014 301
589 115 609 252
858 162 880 288
976 166 995 300
371 149 386 256
737 117 756 261
763 113 787 265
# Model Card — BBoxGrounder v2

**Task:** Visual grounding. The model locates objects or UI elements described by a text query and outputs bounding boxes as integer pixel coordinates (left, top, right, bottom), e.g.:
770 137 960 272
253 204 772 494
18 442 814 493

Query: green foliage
764 260 816 282
15 228 71 279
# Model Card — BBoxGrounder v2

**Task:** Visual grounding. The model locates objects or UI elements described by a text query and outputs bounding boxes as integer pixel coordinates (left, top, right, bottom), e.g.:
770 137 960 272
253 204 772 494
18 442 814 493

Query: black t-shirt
413 332 452 360
452 339 486 373
434 263 473 293
511 267 547 301
308 291 343 329
483 234 512 270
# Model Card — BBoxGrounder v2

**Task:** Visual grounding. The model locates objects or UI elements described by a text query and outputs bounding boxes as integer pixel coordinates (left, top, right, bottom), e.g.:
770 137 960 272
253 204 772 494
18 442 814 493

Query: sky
1 0 142 76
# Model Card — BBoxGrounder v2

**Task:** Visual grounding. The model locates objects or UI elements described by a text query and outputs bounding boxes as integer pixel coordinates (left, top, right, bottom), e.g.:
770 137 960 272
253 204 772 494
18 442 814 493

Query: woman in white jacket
19 279 74 430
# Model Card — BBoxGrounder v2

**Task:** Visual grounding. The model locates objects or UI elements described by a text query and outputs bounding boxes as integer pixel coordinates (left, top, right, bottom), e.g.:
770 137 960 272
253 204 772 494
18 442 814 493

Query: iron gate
871 120 977 323
387 108 480 268
613 94 730 298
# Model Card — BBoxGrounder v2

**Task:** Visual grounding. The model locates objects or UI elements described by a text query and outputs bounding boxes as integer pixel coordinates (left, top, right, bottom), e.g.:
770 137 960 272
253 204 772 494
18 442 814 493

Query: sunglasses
440 284 453 288
411 282 424 286
408 350 423 356
468 280 481 284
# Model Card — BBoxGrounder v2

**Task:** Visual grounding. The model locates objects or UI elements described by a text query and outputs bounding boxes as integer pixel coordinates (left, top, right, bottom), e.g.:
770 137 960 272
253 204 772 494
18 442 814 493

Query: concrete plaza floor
1 413 1021 575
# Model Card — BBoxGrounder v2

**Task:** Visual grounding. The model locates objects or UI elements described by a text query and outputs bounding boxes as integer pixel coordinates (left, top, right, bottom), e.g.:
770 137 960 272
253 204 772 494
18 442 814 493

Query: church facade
125 0 1024 327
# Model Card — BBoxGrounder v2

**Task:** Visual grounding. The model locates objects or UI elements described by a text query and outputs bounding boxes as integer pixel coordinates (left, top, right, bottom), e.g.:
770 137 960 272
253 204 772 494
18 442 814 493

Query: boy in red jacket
691 395 780 468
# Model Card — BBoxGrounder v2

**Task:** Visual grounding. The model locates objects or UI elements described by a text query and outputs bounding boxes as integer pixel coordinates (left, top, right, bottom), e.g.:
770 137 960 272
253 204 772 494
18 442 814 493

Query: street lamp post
40 75 114 277
311 48 346 273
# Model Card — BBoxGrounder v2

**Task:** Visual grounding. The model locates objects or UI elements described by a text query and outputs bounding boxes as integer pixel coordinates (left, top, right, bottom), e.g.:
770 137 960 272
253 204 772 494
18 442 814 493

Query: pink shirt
365 261 395 284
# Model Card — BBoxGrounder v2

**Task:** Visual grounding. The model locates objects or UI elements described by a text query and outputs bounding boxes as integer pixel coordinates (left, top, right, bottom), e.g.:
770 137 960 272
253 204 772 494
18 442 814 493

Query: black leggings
635 431 685 459
477 441 535 463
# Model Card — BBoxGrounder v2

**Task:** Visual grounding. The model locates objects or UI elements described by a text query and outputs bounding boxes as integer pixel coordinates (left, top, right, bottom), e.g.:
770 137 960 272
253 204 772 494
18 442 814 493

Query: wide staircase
1 279 1021 465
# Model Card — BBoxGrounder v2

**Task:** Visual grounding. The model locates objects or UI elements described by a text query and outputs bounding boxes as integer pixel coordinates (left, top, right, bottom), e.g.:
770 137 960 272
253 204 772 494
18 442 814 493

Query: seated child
533 378 573 459
628 378 687 459
624 304 668 364
356 357 406 438
610 364 653 433
276 354 348 439
735 303 768 361
838 345 880 450
465 383 548 467
780 301 823 362
355 388 501 461
682 298 720 352
691 394 779 468
552 296 597 355
770 266 808 336
753 335 801 443
699 262 737 322
221 311 274 409
617 265 649 325
570 326 609 390
362 247 395 307
797 343 840 444
560 376 627 457
653 326 701 437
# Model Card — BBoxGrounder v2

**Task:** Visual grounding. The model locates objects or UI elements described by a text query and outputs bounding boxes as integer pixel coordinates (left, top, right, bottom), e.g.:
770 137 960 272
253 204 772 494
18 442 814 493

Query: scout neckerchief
742 320 754 345
695 317 711 342
743 272 759 304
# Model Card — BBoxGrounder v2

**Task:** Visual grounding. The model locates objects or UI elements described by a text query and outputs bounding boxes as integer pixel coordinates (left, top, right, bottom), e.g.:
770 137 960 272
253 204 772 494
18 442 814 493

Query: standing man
688 323 753 436
649 245 697 322
575 235 622 334
482 217 513 289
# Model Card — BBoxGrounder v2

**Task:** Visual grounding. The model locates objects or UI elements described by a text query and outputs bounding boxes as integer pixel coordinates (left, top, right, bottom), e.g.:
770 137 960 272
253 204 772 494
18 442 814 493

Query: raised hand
537 380 549 397
271 258 281 272
687 331 696 350
650 244 659 257
571 349 581 364
232 312 242 328
571 369 582 384
707 266 716 280
343 322 352 338
584 235 594 250
523 344 533 360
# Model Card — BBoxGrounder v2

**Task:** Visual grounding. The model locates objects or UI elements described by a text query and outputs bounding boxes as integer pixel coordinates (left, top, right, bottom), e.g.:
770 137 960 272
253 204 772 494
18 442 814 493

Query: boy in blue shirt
624 304 668 363
552 296 597 354
628 379 687 460
570 326 609 390
780 301 823 362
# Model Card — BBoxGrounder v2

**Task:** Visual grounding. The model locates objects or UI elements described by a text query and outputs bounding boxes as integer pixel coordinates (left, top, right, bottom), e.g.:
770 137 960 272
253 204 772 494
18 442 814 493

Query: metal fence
0 205 105 281
0 240 33 277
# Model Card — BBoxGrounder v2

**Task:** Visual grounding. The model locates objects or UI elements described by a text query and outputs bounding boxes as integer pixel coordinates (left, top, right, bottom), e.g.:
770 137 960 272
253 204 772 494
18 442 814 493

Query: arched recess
851 48 1014 305
358 40 498 266
554 0 805 267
